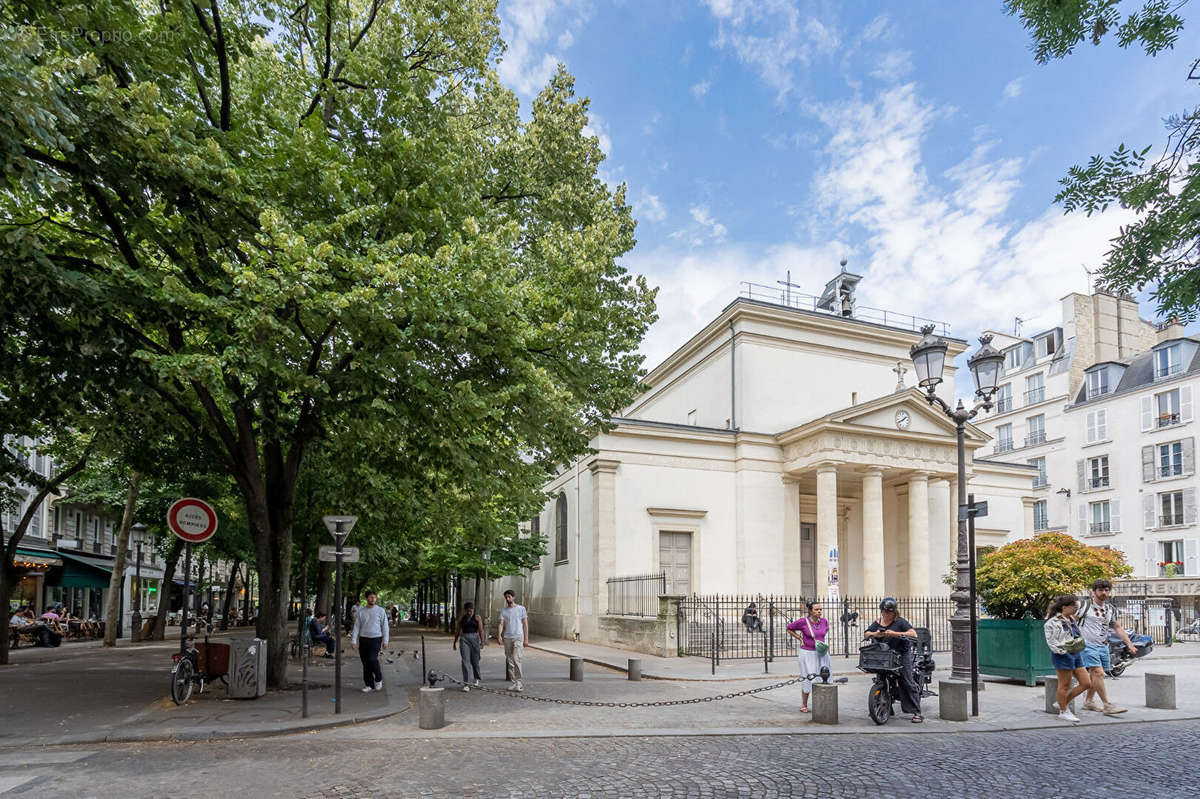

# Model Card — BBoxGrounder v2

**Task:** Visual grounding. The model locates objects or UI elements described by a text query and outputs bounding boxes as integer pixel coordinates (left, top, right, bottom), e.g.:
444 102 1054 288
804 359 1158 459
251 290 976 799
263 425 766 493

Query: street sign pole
322 515 356 717
968 493 980 717
180 542 192 656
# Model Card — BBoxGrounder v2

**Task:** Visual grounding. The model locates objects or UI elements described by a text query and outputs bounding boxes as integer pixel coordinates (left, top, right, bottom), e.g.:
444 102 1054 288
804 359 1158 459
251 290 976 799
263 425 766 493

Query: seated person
742 602 764 633
864 596 923 723
307 611 336 657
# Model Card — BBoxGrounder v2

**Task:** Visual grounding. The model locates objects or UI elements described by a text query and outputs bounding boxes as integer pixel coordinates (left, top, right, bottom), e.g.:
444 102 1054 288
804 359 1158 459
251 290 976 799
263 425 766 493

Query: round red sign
167 498 218 543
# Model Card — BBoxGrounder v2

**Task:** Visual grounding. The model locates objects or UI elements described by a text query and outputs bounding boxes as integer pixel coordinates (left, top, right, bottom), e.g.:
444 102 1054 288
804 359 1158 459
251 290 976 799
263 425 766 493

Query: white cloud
691 80 712 99
557 30 575 50
704 0 735 19
496 0 589 96
641 111 662 136
634 190 668 223
1002 77 1024 101
583 113 612 156
870 50 913 82
688 205 728 243
861 14 891 42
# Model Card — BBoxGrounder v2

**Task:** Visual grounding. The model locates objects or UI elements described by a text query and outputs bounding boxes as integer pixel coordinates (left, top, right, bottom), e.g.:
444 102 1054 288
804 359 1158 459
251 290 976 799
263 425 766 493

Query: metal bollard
569 657 584 681
418 686 445 729
628 658 642 681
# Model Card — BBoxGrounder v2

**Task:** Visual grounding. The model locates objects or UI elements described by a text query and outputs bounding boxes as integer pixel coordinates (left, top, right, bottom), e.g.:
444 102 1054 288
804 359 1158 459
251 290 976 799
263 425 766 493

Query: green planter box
977 614 1056 686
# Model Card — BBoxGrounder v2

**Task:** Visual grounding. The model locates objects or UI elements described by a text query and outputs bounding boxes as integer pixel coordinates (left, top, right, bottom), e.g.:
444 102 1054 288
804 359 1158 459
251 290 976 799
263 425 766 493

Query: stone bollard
1145 673 1176 710
570 657 584 681
1044 676 1075 714
811 682 838 724
938 680 969 722
628 658 642 681
418 686 445 730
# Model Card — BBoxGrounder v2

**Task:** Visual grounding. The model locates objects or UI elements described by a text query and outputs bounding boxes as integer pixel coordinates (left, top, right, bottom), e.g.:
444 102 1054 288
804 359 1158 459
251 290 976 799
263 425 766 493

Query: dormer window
1035 330 1060 359
1155 344 1183 380
1086 368 1108 399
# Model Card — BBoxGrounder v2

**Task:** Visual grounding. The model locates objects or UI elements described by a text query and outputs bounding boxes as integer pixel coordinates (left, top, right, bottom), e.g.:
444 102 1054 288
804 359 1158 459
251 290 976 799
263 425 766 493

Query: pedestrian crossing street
0 749 96 795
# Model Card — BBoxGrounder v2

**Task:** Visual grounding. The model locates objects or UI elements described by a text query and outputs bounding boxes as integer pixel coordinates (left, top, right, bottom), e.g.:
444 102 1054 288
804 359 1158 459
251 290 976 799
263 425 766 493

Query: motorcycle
857 627 936 725
1107 631 1153 678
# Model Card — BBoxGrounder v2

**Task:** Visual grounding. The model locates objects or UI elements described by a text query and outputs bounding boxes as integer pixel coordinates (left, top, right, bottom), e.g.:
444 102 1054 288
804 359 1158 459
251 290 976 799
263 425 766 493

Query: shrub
976 532 1132 619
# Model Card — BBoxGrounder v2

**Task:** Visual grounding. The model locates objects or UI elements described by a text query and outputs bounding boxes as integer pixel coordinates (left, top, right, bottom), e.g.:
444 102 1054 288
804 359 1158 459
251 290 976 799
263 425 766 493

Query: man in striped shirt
351 590 389 692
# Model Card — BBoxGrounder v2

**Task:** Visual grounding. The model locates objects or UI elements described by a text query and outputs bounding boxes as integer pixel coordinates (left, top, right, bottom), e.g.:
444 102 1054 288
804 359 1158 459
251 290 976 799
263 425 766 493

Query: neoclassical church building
499 273 1036 645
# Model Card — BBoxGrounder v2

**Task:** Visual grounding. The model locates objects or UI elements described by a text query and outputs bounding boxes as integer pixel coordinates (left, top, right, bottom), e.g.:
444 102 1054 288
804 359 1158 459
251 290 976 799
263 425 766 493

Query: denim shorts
1051 651 1084 671
1081 642 1110 670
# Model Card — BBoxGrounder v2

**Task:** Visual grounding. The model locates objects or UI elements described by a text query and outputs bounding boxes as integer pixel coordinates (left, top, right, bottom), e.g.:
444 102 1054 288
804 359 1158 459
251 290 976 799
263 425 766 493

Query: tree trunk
103 472 141 646
152 538 184 640
220 559 240 630
314 561 332 616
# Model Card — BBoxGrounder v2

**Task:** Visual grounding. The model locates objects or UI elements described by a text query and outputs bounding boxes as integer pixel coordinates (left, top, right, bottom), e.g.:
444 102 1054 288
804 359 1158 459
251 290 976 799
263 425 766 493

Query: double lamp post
908 324 1004 705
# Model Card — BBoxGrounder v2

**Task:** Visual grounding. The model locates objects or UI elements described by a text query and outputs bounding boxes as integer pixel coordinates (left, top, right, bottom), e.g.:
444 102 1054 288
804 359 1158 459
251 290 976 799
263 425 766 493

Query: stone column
816 464 839 600
928 478 952 591
589 459 620 614
907 472 931 595
1022 497 1036 538
782 476 802 595
861 467 885 596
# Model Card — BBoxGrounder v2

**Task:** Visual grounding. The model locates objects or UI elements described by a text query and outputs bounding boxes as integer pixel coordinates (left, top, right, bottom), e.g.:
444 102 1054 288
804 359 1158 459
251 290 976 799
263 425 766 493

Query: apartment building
974 291 1157 544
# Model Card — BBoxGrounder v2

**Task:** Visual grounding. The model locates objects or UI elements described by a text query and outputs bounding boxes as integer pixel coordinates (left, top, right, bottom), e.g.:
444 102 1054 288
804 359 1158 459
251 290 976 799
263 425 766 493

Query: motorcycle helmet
879 597 898 613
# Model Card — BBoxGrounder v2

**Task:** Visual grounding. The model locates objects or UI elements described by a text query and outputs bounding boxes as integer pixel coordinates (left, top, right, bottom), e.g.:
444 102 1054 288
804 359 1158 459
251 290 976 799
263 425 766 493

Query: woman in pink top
786 602 832 713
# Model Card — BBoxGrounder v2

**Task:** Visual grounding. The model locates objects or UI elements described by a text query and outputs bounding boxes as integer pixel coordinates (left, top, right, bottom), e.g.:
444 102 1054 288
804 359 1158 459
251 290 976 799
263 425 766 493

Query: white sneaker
361 686 374 693
374 681 383 691
462 685 470 692
473 679 481 687
1058 709 1081 723
514 681 523 693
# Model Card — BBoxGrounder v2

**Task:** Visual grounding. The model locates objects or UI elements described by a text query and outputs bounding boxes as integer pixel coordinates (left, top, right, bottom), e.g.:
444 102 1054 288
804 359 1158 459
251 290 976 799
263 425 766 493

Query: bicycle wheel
171 657 196 705
868 680 892 725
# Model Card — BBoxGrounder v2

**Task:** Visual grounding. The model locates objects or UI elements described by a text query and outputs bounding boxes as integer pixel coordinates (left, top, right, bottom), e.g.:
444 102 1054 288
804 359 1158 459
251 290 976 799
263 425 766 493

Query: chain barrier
426 670 846 708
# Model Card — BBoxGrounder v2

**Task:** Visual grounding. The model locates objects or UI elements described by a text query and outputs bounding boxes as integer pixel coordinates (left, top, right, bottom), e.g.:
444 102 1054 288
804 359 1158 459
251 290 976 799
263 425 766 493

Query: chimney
1157 317 1185 343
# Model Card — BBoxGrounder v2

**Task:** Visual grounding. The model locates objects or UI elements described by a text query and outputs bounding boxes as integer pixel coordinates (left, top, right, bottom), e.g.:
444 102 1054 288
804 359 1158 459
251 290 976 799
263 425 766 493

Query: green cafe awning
57 551 113 590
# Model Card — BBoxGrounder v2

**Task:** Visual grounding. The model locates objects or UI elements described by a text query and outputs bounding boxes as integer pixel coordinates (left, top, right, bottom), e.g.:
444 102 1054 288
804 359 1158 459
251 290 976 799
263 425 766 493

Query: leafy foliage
976 532 1132 619
1004 0 1185 64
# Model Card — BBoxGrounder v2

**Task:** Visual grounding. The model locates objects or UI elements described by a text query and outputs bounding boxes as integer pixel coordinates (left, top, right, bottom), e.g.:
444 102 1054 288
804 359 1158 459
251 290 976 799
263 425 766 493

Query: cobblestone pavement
3 720 1196 798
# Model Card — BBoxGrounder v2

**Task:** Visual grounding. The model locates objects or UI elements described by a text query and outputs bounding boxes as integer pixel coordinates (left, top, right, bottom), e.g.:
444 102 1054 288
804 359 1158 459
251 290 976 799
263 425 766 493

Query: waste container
228 637 268 699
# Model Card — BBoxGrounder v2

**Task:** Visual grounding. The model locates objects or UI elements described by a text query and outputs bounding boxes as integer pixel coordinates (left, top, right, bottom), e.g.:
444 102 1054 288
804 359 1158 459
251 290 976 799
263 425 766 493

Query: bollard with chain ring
428 670 848 708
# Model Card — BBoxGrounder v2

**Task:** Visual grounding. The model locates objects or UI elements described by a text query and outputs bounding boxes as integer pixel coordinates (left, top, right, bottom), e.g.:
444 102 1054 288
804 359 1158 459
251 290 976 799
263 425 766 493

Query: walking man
351 590 389 692
1078 578 1136 715
496 589 528 692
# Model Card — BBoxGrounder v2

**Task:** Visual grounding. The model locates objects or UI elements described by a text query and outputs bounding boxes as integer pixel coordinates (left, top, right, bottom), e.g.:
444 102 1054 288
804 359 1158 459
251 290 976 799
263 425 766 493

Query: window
1085 409 1108 444
1159 491 1184 527
1036 331 1060 358
1086 368 1108 399
1088 456 1109 489
995 383 1013 413
1025 414 1046 446
1155 344 1182 380
1159 441 1183 478
1033 500 1048 531
1155 389 1182 428
555 493 568 563
1160 540 1186 576
996 423 1013 453
1089 501 1111 534
529 515 541 569
1004 347 1022 371
1028 456 1047 488
1025 373 1045 406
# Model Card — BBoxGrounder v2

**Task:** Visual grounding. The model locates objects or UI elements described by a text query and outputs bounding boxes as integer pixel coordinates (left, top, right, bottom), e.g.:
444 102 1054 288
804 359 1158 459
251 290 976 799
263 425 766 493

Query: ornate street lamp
910 326 1003 698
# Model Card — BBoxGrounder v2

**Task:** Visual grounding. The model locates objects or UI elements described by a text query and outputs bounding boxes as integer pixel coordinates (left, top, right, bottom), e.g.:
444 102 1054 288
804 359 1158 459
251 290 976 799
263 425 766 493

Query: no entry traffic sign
167 498 218 544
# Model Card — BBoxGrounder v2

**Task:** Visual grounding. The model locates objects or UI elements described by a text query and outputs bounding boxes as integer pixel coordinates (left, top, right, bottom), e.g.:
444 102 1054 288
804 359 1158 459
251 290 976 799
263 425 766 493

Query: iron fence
607 572 666 617
677 594 957 661
1105 596 1177 645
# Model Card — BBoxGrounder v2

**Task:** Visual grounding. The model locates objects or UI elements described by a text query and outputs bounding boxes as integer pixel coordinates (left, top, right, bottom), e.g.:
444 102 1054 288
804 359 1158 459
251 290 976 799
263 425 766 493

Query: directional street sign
958 500 988 521
319 545 360 563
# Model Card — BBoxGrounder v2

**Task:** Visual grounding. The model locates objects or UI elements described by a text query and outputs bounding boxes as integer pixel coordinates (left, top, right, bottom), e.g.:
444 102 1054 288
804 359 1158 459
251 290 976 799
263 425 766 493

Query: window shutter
1145 543 1158 579
1086 411 1096 444
1077 459 1086 493
1096 409 1107 439
1079 503 1089 536
1141 396 1153 431
1143 494 1156 530
1185 438 1196 476
1186 539 1199 577
1142 445 1156 483
1183 386 1194 423
1110 500 1120 533
1185 488 1197 526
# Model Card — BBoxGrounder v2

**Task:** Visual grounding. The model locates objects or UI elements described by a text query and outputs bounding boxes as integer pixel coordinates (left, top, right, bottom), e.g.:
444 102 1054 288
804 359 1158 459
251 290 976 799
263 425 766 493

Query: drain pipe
729 320 737 430
573 457 581 640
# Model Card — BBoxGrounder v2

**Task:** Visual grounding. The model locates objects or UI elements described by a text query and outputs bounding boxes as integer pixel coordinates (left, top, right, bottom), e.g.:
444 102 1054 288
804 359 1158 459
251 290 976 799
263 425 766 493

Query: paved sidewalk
0 631 409 746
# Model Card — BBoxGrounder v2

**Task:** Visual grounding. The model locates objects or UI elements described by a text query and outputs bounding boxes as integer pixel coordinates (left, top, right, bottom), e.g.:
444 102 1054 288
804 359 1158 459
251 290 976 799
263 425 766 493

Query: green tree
1005 1 1199 321
0 2 655 685
976 532 1132 619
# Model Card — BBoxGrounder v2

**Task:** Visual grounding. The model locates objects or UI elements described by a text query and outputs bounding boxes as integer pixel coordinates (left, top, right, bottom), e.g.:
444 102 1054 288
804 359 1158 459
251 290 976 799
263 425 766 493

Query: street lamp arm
922 389 994 424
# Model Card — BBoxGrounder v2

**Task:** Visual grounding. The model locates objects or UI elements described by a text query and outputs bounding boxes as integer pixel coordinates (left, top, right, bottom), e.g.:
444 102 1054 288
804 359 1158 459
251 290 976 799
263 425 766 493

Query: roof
1070 341 1200 408
57 551 114 573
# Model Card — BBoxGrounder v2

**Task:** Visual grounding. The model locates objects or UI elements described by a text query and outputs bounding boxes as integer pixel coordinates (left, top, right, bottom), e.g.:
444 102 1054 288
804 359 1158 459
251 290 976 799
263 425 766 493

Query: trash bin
228 637 268 699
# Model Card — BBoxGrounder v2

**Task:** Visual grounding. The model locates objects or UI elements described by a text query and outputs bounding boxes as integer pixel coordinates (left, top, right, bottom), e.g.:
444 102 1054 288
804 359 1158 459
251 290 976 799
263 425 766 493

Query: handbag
1061 620 1086 654
805 617 830 656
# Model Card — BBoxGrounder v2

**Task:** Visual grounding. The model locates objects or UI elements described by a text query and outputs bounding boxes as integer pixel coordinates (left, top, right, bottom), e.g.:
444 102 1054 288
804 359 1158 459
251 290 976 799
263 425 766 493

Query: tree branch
207 0 232 130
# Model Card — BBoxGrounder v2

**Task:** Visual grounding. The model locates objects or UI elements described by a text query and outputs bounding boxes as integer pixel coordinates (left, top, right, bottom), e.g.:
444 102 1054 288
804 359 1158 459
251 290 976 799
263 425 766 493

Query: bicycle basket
858 643 901 671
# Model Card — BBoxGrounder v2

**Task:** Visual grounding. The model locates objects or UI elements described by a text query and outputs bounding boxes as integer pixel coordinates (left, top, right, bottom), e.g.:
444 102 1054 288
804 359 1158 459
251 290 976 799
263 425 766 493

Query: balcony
1034 518 1049 531
1158 563 1186 577
1024 432 1047 447
1086 385 1109 400
995 440 1015 454
1025 388 1045 405
1157 413 1181 428
1032 476 1048 488
1159 514 1185 528
995 397 1013 413
1088 476 1110 489
1154 363 1184 381
1089 521 1112 534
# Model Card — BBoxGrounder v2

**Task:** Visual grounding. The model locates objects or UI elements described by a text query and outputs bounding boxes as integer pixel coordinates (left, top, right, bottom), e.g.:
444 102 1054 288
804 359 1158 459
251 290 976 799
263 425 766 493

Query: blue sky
494 0 1198 381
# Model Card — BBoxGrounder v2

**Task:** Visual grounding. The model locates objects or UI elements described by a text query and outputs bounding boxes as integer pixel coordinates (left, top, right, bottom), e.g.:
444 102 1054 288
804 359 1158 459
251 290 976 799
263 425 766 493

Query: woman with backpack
786 601 831 714
1044 594 1091 723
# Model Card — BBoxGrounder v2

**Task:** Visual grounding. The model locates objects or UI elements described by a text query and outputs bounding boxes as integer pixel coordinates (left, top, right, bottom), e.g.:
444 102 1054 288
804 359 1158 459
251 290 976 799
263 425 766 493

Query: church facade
498 284 1036 647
